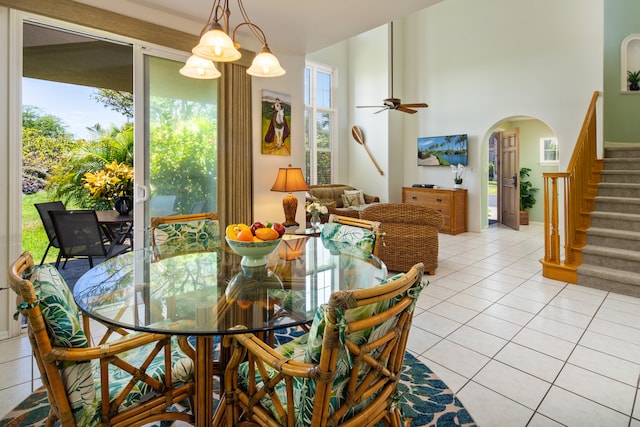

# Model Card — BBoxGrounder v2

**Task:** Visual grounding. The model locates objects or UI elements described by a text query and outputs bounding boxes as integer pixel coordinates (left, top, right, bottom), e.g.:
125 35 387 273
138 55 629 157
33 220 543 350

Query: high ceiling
71 0 443 55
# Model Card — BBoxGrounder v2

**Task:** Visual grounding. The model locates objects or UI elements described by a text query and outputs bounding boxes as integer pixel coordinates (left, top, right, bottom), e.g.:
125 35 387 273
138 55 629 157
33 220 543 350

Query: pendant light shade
247 46 286 78
192 22 242 62
179 55 221 79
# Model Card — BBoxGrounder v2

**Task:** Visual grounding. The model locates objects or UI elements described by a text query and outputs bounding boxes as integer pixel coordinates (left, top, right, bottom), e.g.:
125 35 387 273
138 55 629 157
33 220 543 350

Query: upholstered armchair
220 263 425 427
360 203 443 274
8 252 195 427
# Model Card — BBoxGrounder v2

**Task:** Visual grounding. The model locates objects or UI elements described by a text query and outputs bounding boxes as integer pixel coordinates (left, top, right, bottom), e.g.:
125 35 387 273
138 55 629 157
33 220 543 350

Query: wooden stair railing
540 91 603 283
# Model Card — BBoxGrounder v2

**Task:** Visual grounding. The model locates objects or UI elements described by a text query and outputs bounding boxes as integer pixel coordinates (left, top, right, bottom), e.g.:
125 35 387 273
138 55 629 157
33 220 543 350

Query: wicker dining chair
321 213 383 257
8 251 195 427
220 262 425 427
150 212 220 258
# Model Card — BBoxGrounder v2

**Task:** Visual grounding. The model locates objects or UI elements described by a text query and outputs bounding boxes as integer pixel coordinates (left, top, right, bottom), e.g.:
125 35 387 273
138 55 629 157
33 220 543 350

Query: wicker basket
360 203 443 274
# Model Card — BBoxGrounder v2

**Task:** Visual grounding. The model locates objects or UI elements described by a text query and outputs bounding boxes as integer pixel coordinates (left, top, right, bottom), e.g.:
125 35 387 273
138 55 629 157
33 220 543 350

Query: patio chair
320 213 383 257
8 251 195 427
220 262 426 427
49 209 129 269
150 212 220 259
149 195 177 217
34 201 66 265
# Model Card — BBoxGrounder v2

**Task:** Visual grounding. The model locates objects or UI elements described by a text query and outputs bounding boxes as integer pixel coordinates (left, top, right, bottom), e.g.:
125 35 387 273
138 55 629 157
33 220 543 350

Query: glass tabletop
73 235 387 336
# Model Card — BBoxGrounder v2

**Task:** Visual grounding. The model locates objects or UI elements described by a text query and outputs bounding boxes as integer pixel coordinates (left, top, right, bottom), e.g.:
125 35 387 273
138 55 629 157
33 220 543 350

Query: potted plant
628 70 640 91
519 167 538 225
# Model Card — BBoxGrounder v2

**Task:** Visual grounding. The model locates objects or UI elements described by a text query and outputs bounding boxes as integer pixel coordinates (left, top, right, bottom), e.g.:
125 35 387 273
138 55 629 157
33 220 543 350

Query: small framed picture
262 90 291 155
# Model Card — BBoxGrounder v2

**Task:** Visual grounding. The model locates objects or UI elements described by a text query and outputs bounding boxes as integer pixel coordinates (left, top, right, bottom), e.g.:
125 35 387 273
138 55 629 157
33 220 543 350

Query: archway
483 116 559 228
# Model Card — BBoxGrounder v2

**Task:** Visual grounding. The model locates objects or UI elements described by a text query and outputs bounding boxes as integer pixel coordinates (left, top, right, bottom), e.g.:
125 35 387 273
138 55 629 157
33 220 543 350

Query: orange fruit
226 223 251 240
255 227 279 241
252 236 264 242
236 229 254 241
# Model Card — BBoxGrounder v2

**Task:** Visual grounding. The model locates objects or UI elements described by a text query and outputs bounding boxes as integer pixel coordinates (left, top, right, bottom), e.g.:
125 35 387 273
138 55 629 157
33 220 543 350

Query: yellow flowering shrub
83 160 134 202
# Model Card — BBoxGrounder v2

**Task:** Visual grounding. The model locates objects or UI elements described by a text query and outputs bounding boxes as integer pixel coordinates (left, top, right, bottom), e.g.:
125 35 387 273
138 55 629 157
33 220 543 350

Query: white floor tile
555 364 636 414
461 285 506 303
0 382 34 419
0 334 32 364
446 292 494 312
538 304 593 328
407 325 442 354
527 412 566 427
457 381 534 427
512 328 576 360
466 312 523 340
472 359 551 410
568 345 640 387
417 356 469 393
497 294 546 314
494 342 565 383
428 300 479 324
447 325 507 357
484 303 535 326
526 315 586 343
423 339 489 378
538 386 630 426
579 330 640 364
412 310 462 338
589 316 640 345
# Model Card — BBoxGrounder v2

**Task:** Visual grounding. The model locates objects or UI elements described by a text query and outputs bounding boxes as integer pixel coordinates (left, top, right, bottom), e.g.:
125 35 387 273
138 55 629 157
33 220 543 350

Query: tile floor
1 222 639 426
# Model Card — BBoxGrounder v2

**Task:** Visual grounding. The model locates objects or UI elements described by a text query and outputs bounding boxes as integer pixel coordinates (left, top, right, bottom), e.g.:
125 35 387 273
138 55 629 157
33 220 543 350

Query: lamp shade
179 55 221 79
270 165 308 193
193 23 242 62
247 46 286 77
271 165 308 227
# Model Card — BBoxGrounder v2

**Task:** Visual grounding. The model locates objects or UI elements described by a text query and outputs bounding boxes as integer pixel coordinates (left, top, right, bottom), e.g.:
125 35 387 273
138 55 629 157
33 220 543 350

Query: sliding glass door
133 49 218 248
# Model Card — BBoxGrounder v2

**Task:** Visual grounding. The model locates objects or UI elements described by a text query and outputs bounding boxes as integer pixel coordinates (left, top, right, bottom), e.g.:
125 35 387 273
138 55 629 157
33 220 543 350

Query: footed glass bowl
226 236 282 267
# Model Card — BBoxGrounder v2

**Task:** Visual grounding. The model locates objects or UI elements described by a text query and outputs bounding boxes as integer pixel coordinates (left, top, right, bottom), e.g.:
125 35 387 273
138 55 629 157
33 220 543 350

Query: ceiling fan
356 22 428 115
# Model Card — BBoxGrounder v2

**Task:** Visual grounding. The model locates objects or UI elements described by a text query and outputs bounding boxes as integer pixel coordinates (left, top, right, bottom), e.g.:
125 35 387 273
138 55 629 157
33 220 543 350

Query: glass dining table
73 234 387 427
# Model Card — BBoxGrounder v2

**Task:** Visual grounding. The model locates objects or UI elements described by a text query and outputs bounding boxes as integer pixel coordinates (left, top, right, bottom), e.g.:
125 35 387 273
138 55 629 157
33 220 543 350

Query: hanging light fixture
181 0 286 79
179 55 221 79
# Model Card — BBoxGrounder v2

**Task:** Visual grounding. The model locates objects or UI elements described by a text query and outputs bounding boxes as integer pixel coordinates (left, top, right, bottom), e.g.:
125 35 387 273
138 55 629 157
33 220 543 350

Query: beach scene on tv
417 134 468 166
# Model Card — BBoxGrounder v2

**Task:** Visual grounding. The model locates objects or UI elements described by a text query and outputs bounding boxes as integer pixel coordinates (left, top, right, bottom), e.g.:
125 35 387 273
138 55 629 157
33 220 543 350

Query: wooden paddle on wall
351 125 384 176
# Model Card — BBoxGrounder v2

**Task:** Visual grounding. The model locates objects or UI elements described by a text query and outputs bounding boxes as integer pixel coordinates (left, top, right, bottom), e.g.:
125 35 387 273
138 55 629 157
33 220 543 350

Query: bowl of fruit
225 221 286 267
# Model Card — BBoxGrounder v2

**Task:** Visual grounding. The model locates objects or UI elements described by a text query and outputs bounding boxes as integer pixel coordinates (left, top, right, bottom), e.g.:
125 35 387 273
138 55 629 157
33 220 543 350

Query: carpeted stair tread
594 196 640 214
586 227 640 250
600 170 640 183
603 157 640 170
582 244 640 262
577 264 640 297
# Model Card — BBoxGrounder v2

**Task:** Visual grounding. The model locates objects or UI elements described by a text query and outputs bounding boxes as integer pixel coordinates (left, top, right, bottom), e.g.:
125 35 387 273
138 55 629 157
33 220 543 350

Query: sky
22 78 129 140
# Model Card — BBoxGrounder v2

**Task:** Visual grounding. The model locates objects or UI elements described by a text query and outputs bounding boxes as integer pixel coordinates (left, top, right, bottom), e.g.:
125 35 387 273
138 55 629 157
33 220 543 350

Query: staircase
577 145 640 296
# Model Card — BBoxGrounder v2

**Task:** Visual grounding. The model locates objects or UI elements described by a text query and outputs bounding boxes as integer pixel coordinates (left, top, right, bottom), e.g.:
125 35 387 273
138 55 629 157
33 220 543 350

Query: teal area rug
0 326 475 426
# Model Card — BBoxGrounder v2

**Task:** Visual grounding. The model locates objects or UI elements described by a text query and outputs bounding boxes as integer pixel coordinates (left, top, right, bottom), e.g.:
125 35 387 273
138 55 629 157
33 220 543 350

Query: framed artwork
261 90 292 155
417 133 468 166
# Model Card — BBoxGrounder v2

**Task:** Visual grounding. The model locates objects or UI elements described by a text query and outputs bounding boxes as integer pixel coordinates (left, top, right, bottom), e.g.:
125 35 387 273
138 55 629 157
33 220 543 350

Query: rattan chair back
327 213 383 256
222 262 425 427
8 251 195 427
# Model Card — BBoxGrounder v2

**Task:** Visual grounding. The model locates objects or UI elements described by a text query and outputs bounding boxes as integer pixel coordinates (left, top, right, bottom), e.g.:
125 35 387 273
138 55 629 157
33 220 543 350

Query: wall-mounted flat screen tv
417 134 468 166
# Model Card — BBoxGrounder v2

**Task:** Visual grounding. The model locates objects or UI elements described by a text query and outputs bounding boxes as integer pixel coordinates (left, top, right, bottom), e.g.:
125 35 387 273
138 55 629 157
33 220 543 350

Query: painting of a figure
262 90 291 155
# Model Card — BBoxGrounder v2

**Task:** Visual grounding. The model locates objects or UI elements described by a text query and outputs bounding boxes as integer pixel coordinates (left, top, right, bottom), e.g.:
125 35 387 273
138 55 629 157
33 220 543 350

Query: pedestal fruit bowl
225 221 285 267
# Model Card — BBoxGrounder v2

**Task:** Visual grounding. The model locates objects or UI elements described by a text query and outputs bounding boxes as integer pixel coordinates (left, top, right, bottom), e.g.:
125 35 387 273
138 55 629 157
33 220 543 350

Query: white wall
251 52 307 227
309 0 603 232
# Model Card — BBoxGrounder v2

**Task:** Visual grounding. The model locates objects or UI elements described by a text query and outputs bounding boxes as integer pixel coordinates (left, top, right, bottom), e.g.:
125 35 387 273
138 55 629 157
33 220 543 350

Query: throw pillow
344 189 365 206
341 193 361 208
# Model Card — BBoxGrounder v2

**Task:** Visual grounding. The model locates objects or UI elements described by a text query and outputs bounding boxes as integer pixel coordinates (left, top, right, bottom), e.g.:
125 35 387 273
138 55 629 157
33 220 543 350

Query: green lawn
488 181 497 196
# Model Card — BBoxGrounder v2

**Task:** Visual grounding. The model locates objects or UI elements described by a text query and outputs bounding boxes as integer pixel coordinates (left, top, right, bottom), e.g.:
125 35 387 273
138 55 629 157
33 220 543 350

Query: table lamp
271 164 309 227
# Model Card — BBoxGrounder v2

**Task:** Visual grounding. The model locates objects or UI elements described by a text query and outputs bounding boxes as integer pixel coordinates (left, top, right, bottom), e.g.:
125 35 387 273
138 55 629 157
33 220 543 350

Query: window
304 62 336 184
540 137 559 164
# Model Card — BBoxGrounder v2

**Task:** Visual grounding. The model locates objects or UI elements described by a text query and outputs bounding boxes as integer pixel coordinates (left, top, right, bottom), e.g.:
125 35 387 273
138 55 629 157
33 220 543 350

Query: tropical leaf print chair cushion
233 266 425 427
153 219 220 258
20 261 195 427
320 222 376 255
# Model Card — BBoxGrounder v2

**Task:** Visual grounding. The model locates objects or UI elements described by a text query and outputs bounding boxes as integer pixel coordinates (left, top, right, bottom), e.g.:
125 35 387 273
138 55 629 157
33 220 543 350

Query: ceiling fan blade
396 106 417 114
399 103 429 108
374 107 390 114
357 105 385 108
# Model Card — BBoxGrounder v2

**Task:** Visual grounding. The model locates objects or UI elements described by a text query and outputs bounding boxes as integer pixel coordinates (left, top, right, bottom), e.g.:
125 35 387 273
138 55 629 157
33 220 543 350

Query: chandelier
179 0 286 79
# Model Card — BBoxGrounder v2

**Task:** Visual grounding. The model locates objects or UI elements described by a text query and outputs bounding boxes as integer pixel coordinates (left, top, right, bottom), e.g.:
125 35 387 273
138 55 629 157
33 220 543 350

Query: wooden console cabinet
402 187 468 235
